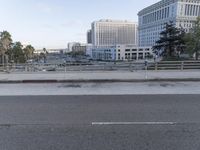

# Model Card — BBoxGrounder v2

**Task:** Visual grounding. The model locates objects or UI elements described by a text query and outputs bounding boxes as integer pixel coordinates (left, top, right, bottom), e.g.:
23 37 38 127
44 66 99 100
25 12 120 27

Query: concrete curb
1 78 200 83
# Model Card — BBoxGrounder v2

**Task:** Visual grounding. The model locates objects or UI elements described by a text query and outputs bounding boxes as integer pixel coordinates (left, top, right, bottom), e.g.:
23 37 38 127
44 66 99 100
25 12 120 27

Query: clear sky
0 0 159 49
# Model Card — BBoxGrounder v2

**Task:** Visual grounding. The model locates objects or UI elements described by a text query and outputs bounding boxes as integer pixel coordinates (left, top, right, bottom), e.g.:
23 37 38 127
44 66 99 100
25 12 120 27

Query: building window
132 53 137 60
139 53 143 59
125 53 128 59
128 53 131 59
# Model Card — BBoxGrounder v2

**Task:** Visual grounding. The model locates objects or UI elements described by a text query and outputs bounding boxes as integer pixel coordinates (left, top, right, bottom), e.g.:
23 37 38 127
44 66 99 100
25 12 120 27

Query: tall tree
23 45 35 61
176 27 186 56
153 21 185 59
0 31 12 64
42 48 48 63
43 48 47 54
12 42 25 63
184 17 200 60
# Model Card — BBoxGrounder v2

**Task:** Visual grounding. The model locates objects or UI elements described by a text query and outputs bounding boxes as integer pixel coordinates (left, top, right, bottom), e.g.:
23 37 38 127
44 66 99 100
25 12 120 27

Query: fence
148 61 200 70
0 61 200 72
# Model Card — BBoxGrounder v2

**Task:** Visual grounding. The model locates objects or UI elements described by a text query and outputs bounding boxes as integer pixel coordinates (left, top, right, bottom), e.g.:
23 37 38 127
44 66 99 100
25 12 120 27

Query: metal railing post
129 62 133 72
65 64 67 72
181 61 184 71
79 63 82 71
155 62 158 71
25 64 28 72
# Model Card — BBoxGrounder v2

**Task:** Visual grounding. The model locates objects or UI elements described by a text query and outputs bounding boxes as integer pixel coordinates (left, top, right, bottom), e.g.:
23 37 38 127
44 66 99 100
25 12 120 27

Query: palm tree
42 48 48 63
12 42 25 63
24 45 35 61
0 31 12 65
43 48 47 54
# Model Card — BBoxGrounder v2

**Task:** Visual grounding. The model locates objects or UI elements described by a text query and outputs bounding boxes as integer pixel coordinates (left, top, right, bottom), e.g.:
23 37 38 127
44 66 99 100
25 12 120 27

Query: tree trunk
169 46 174 57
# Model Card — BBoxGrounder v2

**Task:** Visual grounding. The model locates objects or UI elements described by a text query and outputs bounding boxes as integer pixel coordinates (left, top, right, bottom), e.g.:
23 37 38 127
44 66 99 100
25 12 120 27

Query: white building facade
91 20 138 47
138 0 200 47
116 45 152 61
91 45 152 61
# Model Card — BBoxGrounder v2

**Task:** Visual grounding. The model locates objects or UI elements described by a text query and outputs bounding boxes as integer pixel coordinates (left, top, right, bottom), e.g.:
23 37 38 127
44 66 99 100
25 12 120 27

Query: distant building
138 0 200 47
68 42 79 52
92 47 116 61
116 45 152 61
34 48 67 54
68 42 87 54
91 45 152 61
87 30 92 44
86 44 93 56
86 19 154 61
91 19 138 47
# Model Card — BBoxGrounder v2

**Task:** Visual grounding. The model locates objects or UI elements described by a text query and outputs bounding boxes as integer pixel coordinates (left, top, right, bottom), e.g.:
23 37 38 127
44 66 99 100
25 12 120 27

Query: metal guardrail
150 61 200 70
0 61 200 72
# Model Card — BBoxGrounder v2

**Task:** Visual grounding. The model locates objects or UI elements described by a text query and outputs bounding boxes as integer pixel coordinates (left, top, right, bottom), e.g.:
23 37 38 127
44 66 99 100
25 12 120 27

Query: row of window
142 7 170 24
117 48 150 52
93 24 137 46
184 0 200 3
117 52 151 60
95 30 136 46
184 4 200 16
92 53 113 60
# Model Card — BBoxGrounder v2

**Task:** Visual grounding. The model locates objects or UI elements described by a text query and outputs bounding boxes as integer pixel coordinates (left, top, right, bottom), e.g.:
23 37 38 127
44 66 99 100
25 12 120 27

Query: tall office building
87 30 92 44
138 0 200 47
91 19 138 47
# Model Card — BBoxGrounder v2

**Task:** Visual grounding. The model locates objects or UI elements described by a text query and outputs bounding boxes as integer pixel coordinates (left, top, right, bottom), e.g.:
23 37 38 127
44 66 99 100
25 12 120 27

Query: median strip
92 122 177 125
1 78 200 84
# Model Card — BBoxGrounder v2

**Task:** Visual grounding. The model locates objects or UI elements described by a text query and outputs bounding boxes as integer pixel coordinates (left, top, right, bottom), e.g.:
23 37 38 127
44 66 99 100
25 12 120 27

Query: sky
0 0 159 49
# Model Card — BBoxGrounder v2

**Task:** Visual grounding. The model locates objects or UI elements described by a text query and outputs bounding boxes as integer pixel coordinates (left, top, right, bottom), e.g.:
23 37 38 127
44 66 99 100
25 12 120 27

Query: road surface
0 95 200 150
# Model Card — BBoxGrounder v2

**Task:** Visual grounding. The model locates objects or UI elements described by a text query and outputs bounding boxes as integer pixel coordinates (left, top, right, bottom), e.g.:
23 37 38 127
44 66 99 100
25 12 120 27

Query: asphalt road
0 95 200 150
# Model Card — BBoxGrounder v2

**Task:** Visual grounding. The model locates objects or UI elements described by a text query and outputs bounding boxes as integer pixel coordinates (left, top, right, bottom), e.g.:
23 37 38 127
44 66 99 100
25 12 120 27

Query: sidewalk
0 70 200 83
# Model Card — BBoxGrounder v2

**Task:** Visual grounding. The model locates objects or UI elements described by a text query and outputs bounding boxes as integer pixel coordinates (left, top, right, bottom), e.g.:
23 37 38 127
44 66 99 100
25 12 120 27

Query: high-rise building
87 30 92 44
91 19 138 47
138 0 200 47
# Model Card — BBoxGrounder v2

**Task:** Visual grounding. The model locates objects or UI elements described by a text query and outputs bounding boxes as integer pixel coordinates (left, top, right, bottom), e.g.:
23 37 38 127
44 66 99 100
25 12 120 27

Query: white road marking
92 122 177 125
